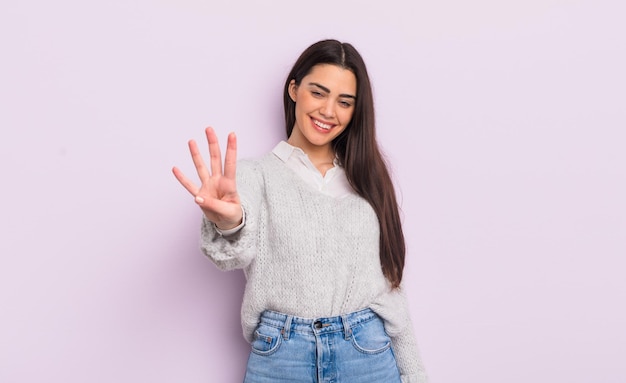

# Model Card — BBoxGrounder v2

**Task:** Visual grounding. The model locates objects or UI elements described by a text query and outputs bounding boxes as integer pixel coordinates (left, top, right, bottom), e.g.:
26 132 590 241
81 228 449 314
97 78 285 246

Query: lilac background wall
1 1 624 382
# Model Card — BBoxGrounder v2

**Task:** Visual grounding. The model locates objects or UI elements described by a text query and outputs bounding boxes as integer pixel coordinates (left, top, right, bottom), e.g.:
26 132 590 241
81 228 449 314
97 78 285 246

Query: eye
339 100 353 108
311 91 324 98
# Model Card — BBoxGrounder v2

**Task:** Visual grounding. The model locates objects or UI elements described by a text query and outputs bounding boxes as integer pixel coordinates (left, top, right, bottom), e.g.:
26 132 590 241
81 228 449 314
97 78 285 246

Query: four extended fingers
172 127 237 198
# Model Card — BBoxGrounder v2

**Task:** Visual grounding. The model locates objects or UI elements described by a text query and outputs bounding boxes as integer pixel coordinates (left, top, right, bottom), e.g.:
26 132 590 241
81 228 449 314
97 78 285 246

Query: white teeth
314 120 332 130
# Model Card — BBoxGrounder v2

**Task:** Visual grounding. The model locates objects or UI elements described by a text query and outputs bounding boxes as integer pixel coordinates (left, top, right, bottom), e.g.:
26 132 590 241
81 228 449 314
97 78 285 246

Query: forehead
304 64 357 94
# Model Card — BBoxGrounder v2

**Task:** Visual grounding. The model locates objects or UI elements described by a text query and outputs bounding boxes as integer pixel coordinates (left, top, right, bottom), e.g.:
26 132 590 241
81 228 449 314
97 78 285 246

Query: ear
288 80 298 102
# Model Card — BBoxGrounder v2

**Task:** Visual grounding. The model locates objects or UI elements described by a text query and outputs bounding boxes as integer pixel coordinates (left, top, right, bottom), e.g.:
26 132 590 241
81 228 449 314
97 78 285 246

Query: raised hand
172 127 242 230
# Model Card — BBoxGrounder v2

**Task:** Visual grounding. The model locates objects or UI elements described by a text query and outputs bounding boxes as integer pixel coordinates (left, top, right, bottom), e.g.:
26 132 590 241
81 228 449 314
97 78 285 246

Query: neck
304 146 334 165
287 132 335 163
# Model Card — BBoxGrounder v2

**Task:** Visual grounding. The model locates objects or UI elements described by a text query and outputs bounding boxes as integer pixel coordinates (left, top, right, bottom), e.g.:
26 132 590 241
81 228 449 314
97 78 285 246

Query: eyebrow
308 82 356 99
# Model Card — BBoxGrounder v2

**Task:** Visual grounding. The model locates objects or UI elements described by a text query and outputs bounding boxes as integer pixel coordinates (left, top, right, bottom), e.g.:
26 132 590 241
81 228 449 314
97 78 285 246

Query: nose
320 99 335 118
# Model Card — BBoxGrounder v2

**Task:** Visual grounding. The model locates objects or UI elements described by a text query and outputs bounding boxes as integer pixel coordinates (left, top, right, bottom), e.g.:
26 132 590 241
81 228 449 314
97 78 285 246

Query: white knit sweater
200 152 428 383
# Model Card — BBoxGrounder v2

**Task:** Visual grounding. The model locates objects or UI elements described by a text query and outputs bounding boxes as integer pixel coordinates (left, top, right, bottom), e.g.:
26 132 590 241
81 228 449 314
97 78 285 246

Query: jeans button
314 320 322 329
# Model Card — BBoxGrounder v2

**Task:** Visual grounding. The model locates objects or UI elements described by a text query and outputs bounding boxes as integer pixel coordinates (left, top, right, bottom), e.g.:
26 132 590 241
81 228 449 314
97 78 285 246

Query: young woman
173 39 428 383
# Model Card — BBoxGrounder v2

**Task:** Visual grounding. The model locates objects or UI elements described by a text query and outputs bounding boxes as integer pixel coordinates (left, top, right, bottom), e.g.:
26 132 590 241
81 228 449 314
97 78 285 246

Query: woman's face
287 64 357 153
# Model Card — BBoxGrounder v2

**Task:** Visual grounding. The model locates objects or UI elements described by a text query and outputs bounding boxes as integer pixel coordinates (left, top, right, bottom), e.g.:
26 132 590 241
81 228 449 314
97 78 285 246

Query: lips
311 117 334 131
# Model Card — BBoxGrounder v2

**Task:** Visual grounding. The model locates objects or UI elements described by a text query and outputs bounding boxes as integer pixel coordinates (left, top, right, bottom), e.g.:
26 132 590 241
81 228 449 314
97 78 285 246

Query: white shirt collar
272 141 340 167
270 141 355 198
272 140 298 163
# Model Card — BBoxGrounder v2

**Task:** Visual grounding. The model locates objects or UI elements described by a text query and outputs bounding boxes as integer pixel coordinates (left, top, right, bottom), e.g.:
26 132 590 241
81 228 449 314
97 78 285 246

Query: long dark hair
283 39 406 288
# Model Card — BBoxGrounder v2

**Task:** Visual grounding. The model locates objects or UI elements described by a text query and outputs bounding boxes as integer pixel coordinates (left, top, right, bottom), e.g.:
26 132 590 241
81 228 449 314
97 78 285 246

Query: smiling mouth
312 118 333 131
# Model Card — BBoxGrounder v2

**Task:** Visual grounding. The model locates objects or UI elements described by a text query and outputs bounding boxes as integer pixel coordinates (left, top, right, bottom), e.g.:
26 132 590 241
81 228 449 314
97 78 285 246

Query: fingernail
195 196 204 204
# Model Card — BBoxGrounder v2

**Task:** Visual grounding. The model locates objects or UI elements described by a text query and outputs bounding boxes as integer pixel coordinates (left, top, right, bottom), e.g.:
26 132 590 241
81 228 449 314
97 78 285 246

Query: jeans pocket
350 318 392 355
250 324 283 356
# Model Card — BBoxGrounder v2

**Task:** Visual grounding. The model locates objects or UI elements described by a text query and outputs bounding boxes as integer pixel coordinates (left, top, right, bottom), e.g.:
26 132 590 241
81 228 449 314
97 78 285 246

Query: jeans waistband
259 308 378 340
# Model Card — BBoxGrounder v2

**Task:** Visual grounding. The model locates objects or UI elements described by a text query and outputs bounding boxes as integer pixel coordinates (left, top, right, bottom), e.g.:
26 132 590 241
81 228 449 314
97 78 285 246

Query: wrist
214 206 245 236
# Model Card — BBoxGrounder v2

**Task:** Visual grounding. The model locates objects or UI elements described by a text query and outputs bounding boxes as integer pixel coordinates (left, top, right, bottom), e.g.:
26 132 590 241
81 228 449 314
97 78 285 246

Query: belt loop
341 314 352 340
281 315 293 340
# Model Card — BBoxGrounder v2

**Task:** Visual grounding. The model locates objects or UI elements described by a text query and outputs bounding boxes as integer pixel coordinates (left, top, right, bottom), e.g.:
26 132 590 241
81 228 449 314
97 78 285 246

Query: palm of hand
172 127 243 230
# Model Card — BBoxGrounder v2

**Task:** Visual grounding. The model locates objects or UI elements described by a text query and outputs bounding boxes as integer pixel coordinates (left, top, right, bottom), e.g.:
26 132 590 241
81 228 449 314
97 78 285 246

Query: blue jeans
243 308 401 383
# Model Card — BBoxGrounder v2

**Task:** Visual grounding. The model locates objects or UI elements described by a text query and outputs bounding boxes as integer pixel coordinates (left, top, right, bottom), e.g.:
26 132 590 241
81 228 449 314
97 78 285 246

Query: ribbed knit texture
200 153 428 383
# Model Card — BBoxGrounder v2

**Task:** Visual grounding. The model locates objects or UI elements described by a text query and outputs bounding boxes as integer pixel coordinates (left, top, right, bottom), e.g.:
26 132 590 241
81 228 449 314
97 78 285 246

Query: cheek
295 95 312 115
293 100 306 119
339 109 355 125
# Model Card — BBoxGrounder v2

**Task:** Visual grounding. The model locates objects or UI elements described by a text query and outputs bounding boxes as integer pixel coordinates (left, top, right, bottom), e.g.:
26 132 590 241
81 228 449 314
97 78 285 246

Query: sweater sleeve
200 159 263 270
370 286 429 383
